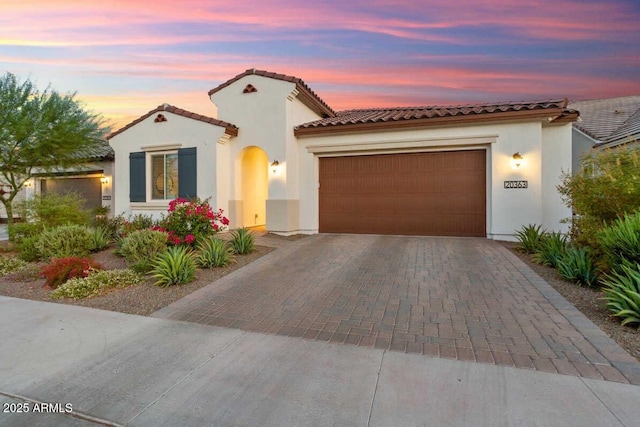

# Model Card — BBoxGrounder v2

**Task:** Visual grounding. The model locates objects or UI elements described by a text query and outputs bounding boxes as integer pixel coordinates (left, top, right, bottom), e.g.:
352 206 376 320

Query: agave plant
556 246 598 287
602 263 640 328
151 245 196 287
196 237 235 268
515 224 545 254
90 226 111 252
230 227 255 255
532 232 567 268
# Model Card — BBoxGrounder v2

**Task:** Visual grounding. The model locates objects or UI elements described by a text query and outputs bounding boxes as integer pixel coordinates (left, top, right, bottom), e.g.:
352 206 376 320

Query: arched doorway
240 146 268 227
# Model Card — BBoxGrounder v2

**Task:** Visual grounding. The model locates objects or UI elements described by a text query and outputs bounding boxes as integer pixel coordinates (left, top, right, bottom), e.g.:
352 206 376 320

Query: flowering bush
40 257 103 289
157 198 229 246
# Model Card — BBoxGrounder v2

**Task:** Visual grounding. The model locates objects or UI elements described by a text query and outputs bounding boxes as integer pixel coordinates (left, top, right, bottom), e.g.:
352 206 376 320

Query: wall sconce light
100 175 110 185
271 160 280 175
511 152 524 168
23 179 34 188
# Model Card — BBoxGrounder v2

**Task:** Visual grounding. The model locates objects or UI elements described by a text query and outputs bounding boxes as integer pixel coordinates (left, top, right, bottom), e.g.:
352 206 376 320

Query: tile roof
106 103 238 140
85 140 114 161
208 69 336 118
569 96 640 146
295 99 576 136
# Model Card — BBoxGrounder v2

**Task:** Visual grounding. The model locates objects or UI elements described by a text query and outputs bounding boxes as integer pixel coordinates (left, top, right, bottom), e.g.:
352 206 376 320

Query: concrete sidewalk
1 296 639 426
0 224 7 241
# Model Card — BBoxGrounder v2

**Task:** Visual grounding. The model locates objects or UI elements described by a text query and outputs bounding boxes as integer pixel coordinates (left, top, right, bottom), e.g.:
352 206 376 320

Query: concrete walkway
1 296 640 426
154 234 640 385
0 224 7 241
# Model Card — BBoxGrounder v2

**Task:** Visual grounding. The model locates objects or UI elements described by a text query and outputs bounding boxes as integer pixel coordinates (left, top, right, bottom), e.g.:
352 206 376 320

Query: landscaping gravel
0 244 274 316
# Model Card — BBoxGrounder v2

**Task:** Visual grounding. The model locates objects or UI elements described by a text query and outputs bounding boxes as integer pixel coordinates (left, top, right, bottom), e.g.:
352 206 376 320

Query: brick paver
153 234 640 385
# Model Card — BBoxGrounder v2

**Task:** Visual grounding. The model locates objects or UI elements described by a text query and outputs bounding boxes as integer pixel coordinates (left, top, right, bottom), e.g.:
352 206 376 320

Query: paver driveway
154 234 640 384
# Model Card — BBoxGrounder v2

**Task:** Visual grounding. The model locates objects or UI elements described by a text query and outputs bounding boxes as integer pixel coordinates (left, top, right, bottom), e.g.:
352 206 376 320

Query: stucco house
569 96 640 171
107 69 579 240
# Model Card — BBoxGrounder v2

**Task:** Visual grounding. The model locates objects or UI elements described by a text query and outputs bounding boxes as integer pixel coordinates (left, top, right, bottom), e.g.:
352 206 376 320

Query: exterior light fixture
100 175 110 185
512 152 524 168
271 160 280 174
23 179 34 188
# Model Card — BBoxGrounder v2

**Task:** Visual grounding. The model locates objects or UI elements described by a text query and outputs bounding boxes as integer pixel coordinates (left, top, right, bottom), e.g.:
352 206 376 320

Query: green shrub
0 255 27 276
40 257 103 289
51 269 144 299
90 226 111 252
515 224 545 254
8 222 44 244
556 246 598 287
558 148 640 247
119 229 168 273
230 227 255 255
598 211 640 270
602 263 640 328
35 225 94 259
532 232 567 268
18 235 42 262
121 213 156 237
151 245 196 287
16 192 91 227
196 237 235 268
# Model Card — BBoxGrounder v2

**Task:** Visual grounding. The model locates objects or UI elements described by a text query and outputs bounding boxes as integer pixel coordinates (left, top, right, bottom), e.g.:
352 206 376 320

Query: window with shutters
129 147 197 203
151 152 179 200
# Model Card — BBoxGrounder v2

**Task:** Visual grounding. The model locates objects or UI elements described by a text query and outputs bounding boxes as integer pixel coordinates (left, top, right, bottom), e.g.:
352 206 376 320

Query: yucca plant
602 262 640 328
229 227 255 255
151 245 196 287
598 211 640 270
515 224 545 254
196 237 235 268
532 232 567 268
90 226 111 252
556 246 599 287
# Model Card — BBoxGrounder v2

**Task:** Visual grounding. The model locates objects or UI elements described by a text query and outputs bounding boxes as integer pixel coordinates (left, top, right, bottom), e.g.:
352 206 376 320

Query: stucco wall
572 128 595 173
108 111 226 220
542 125 573 233
297 120 574 240
211 76 323 232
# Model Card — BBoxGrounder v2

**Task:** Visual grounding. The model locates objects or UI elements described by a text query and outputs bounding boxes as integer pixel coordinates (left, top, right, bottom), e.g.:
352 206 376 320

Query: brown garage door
41 177 102 212
319 150 486 236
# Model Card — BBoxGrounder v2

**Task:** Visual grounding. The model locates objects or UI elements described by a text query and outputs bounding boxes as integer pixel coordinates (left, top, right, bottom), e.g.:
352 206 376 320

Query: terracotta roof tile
208 69 335 118
569 96 640 145
106 103 238 140
294 99 576 136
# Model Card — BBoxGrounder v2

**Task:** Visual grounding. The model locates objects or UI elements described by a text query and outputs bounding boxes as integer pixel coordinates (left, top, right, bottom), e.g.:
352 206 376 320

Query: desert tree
0 72 108 224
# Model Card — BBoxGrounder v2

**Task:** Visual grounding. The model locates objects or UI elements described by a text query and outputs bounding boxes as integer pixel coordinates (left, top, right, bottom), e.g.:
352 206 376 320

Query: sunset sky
2 0 639 130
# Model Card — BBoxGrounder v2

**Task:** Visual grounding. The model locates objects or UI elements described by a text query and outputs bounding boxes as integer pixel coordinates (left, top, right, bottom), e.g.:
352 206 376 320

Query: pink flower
185 234 196 244
221 217 229 226
213 224 219 231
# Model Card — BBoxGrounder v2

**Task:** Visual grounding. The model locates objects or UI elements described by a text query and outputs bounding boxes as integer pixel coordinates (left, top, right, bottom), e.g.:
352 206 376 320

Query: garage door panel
319 150 486 237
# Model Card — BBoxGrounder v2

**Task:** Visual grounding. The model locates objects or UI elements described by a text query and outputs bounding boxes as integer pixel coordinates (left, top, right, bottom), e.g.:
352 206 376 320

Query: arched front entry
239 146 268 227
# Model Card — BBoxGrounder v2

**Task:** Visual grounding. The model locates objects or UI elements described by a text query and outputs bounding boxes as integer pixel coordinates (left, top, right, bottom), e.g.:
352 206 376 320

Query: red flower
213 224 219 231
185 234 196 244
221 217 229 226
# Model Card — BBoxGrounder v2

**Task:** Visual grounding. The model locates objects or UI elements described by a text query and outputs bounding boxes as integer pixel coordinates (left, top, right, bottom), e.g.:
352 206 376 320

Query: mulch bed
0 242 274 316
501 241 639 362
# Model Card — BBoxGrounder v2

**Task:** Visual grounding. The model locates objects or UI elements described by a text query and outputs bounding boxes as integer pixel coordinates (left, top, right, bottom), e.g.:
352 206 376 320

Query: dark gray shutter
129 152 146 202
178 147 197 199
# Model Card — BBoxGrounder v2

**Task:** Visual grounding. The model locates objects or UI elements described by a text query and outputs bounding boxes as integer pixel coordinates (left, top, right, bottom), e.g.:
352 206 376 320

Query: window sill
130 202 170 211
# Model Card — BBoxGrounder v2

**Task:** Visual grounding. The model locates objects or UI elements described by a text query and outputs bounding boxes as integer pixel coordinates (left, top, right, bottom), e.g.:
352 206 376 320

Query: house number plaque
504 180 528 189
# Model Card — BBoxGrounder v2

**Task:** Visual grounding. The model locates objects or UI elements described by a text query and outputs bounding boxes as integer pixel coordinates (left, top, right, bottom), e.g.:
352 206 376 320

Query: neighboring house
107 69 579 240
569 96 640 171
0 142 114 222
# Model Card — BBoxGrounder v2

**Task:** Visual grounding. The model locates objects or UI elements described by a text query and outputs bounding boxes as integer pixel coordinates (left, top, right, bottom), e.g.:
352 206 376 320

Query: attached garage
319 150 486 237
40 177 102 212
